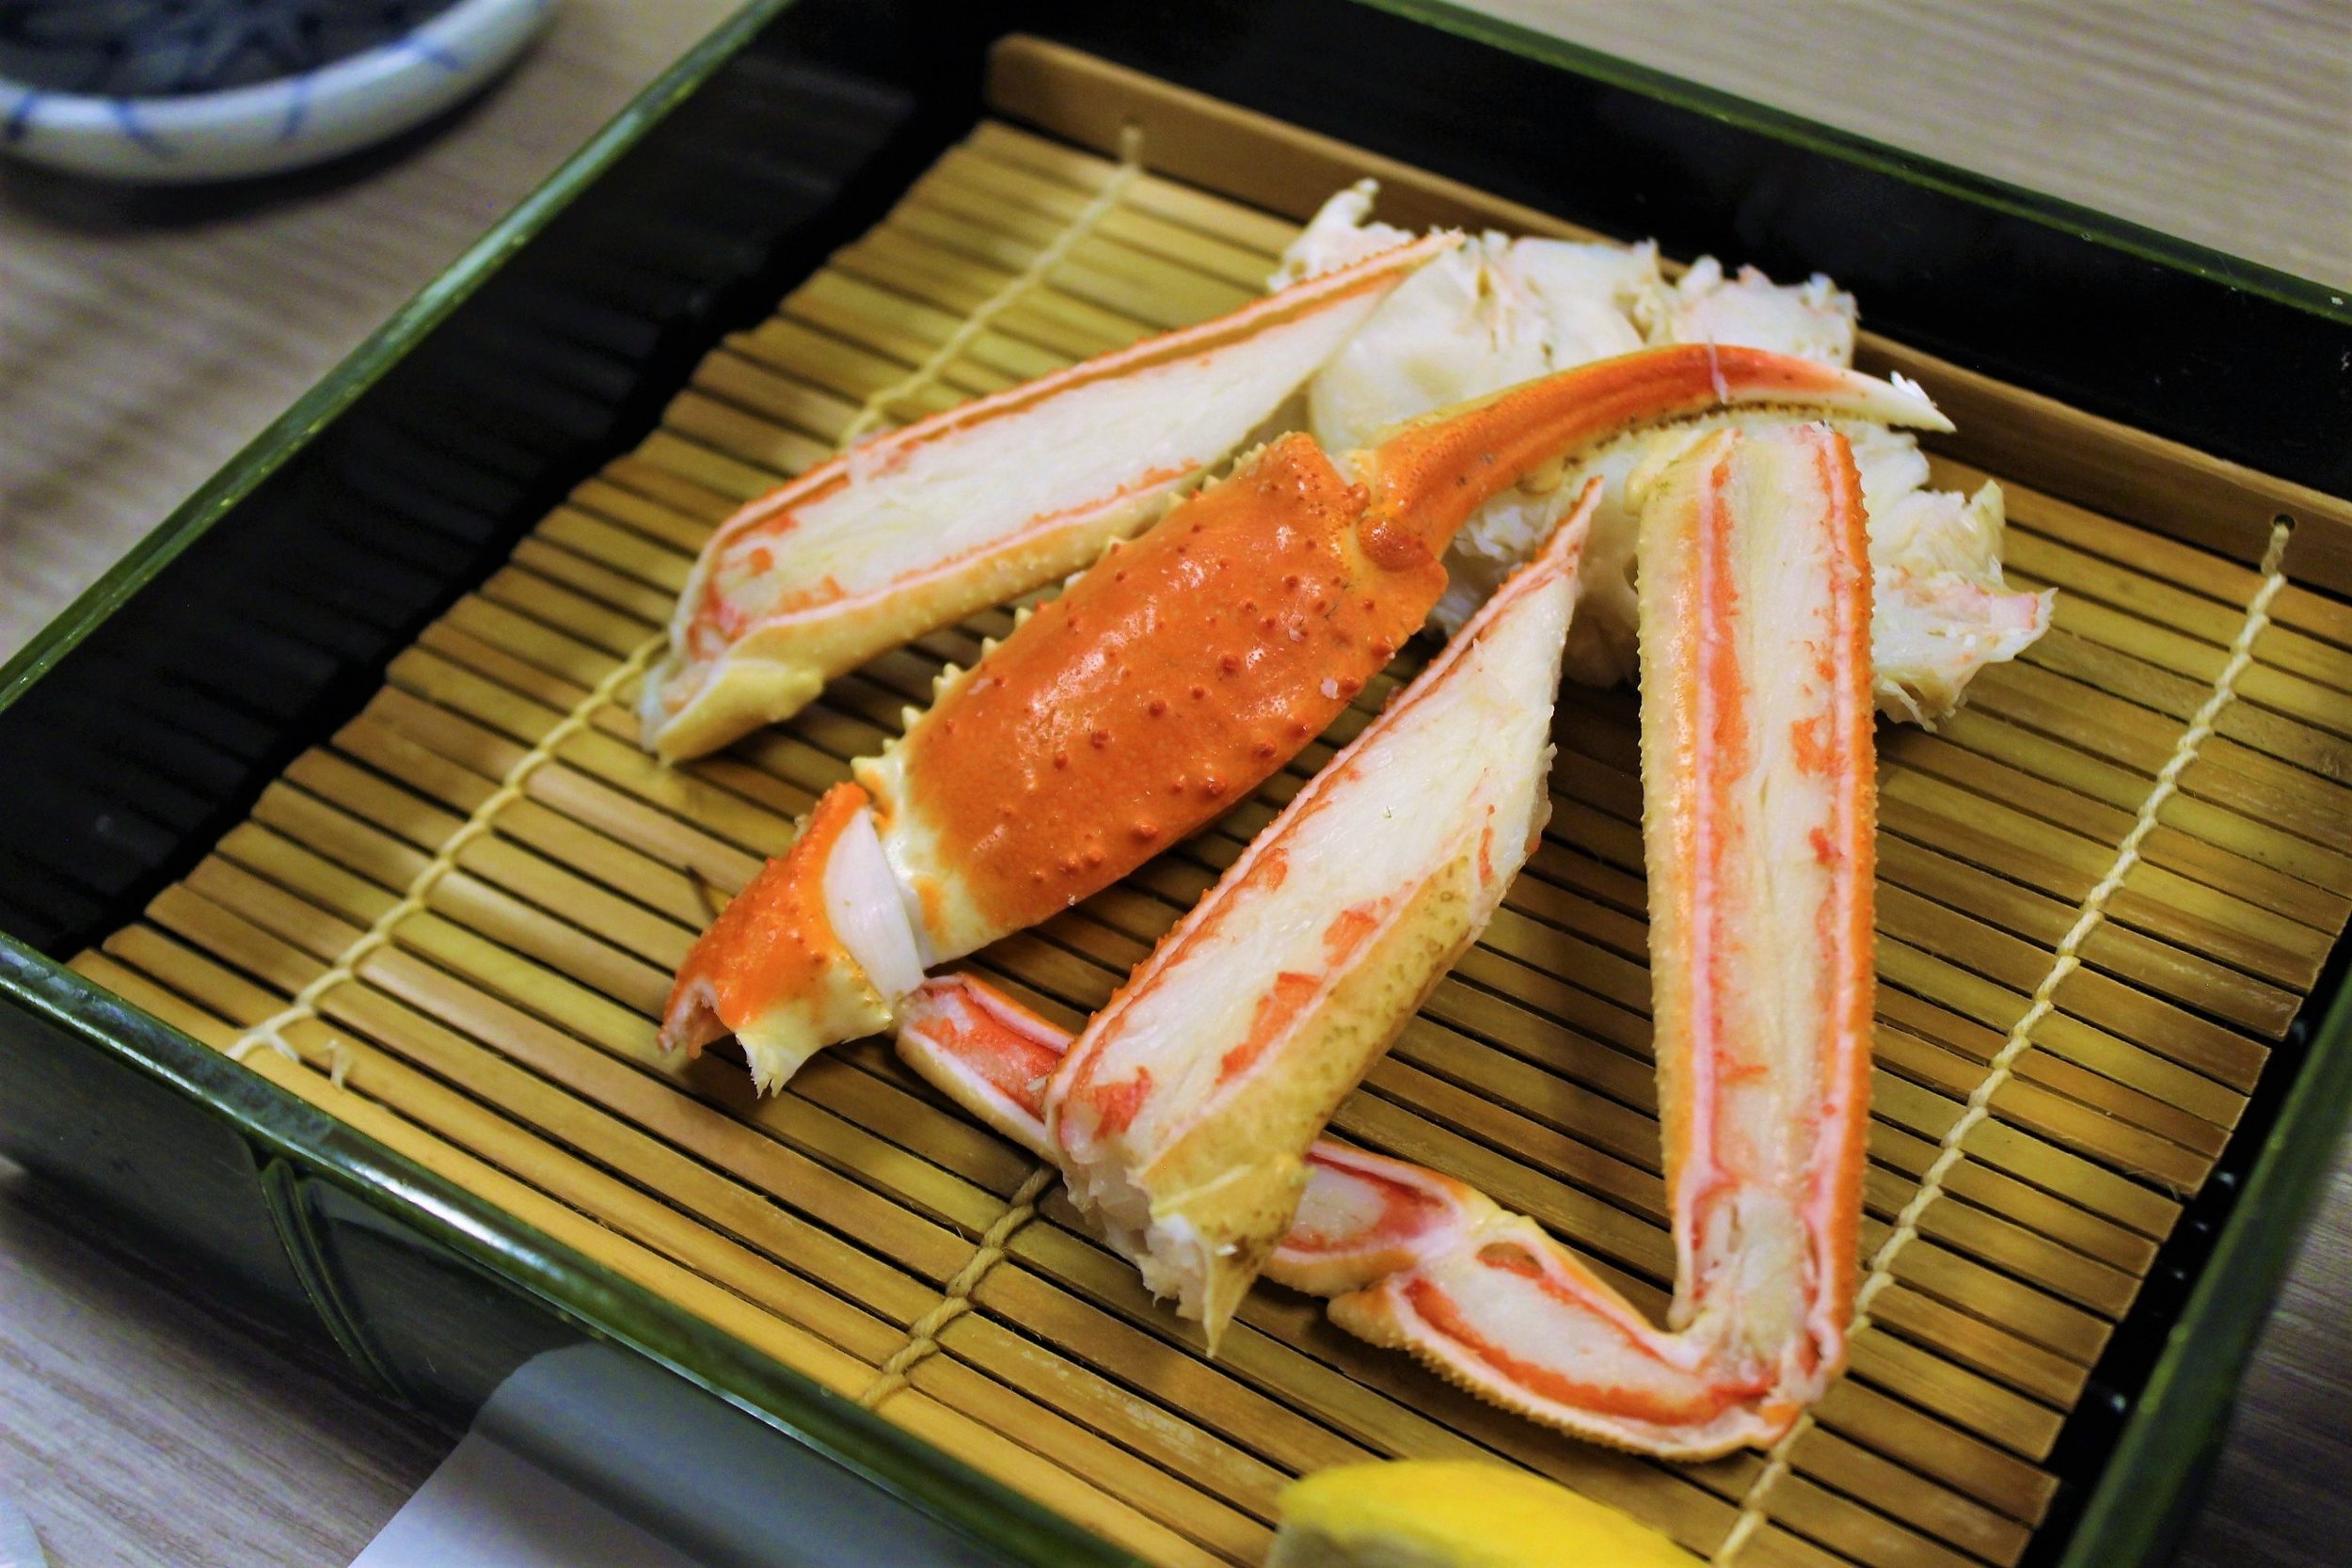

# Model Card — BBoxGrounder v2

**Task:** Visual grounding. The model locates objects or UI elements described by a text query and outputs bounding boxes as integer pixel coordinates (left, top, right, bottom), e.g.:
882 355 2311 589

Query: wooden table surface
1 3 2346 1563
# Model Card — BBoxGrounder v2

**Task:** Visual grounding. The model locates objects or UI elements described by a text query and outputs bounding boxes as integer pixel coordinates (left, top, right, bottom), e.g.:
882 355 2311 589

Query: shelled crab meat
661 346 1941 1090
640 232 1458 761
895 421 1875 1457
1044 495 1592 1338
1277 180 2051 722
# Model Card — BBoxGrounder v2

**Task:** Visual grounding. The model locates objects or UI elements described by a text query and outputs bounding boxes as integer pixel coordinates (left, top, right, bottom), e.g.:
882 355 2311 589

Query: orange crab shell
858 432 1445 962
660 783 893 1090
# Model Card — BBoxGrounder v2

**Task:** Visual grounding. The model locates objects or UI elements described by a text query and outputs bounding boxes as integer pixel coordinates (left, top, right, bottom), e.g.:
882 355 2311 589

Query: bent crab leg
895 972 1474 1297
899 421 1875 1456
898 975 1769 1456
662 348 1930 1091
1338 424 1876 1451
1040 499 1591 1339
641 233 1457 761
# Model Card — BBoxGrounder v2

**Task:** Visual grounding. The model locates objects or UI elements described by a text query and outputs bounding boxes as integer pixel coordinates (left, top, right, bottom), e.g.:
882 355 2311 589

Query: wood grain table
2 4 2346 1564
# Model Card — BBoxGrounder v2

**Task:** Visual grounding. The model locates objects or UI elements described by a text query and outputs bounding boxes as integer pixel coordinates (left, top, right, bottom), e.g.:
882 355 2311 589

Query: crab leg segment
886 967 1067 1162
1041 502 1591 1342
1352 343 1945 561
894 974 1768 1455
662 349 1926 1094
641 234 1458 761
1639 421 1878 1401
897 421 1874 1457
894 974 1479 1300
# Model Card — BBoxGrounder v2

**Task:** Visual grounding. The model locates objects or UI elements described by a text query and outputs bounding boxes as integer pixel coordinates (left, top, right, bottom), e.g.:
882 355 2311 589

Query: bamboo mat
72 120 2352 1568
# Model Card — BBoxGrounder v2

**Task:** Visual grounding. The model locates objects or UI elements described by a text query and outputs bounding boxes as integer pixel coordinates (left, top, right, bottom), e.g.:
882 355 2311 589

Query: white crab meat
642 231 1457 760
1275 182 2050 723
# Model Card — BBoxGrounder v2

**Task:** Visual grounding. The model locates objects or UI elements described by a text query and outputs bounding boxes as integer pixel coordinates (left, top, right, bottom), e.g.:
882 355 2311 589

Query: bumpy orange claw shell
856 432 1447 963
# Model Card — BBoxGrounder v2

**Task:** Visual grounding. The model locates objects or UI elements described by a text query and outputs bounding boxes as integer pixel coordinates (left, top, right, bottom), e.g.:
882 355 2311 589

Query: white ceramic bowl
0 0 559 182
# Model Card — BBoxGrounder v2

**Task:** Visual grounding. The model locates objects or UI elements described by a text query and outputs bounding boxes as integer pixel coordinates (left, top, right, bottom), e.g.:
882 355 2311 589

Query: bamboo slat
78 107 2352 1568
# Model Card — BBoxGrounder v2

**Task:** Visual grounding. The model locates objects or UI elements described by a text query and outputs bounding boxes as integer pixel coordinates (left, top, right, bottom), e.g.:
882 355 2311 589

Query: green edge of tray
0 931 1141 1567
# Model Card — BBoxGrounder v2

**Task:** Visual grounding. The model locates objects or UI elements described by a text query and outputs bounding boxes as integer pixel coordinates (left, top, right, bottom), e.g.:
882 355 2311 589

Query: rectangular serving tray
5 4 2350 1565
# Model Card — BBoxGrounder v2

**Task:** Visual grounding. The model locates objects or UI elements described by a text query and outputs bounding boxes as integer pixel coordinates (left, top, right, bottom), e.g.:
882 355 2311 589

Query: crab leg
895 972 1795 1457
661 348 1930 1091
641 233 1458 761
1329 424 1875 1450
1041 499 1591 1338
898 420 1874 1457
893 973 1477 1300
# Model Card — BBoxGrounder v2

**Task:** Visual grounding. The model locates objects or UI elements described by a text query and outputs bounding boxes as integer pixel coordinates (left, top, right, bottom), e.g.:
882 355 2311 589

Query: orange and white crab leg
1041 503 1591 1340
896 974 1784 1457
898 421 1875 1456
640 233 1457 761
662 350 1928 1093
894 973 1477 1299
1329 423 1876 1449
1359 421 1877 1450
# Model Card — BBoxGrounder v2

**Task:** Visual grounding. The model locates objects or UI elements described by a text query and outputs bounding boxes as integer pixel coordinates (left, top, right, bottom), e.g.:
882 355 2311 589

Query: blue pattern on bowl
0 0 554 179
0 2 462 97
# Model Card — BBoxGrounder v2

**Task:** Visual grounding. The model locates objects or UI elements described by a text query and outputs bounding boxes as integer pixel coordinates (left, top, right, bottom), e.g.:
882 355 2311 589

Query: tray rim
2062 971 2352 1567
1 4 2347 1564
1388 0 2349 325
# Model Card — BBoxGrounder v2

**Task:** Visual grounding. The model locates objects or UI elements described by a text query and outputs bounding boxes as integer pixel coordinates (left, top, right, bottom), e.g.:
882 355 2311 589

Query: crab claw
642 233 1460 761
1041 496 1591 1342
664 347 1924 1093
660 783 922 1089
862 345 1936 967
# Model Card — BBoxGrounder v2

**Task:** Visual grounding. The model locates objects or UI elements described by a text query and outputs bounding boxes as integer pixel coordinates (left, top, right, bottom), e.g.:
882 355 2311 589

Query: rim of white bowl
0 0 550 137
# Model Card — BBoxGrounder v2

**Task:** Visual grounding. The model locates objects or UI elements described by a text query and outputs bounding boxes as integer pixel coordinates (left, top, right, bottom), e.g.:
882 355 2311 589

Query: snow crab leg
898 420 1874 1456
895 971 1481 1303
640 233 1458 761
661 348 1928 1092
899 974 1774 1456
1041 497 1592 1337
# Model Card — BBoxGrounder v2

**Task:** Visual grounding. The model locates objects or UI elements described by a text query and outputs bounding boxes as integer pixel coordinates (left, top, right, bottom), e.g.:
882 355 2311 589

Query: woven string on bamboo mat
77 120 2352 1568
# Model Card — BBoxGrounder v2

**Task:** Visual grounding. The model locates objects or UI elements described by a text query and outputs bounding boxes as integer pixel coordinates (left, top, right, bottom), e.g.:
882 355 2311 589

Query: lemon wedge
1269 1461 1703 1567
